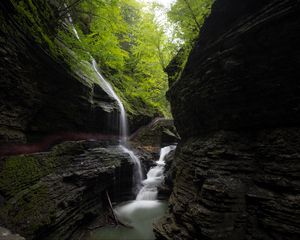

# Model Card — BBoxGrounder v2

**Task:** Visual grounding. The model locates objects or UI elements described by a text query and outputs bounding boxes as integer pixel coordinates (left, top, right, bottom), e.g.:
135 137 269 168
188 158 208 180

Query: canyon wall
0 1 121 145
0 140 134 240
155 0 300 239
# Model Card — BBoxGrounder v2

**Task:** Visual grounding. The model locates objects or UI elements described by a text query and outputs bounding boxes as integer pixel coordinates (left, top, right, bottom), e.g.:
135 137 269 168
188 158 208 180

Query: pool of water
87 200 167 240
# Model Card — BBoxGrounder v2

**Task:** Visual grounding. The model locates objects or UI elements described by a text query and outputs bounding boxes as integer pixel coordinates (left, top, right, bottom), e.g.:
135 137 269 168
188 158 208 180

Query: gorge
1 0 300 240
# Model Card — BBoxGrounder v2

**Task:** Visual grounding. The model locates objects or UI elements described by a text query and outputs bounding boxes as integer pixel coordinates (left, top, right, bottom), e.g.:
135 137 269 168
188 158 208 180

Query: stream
87 146 175 240
65 11 175 240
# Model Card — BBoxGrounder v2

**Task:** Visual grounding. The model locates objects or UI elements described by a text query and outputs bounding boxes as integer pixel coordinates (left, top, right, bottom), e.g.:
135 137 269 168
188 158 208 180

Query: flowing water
66 15 141 189
65 7 128 143
66 11 173 239
119 145 143 194
88 146 176 240
136 146 176 200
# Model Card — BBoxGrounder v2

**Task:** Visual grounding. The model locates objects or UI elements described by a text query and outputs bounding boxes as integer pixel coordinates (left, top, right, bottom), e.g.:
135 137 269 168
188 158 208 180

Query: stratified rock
0 140 134 240
0 1 119 144
168 0 300 139
155 0 300 239
155 130 300 240
129 118 179 173
130 118 179 147
157 148 176 199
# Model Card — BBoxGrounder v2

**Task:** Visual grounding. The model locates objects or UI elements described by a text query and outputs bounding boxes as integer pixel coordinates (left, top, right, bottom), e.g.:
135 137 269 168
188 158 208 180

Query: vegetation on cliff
166 0 213 85
8 0 213 119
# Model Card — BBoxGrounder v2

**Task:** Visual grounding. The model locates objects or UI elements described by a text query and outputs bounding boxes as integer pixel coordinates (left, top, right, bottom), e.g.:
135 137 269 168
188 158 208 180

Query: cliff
155 0 300 239
0 140 134 240
0 0 157 146
0 0 122 145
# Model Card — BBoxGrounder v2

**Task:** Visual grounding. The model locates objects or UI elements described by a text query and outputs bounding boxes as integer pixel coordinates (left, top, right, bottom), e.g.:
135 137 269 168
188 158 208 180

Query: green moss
0 184 56 237
9 0 171 120
12 0 57 54
0 154 57 197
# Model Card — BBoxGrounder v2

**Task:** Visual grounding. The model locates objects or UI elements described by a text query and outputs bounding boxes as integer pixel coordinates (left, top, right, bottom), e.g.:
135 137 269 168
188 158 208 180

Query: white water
120 145 143 194
89 145 176 240
91 60 128 143
65 11 173 240
65 7 129 143
136 145 176 200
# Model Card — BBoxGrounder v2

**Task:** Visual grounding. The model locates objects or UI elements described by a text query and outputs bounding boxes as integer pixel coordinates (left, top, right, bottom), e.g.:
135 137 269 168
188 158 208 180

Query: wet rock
155 0 300 239
129 118 179 175
157 148 176 199
0 140 134 240
155 130 300 240
130 118 179 147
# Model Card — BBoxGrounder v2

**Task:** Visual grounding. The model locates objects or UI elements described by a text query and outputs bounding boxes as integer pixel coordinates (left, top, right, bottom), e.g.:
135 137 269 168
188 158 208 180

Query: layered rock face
168 0 300 138
0 140 134 240
155 0 300 239
0 1 118 144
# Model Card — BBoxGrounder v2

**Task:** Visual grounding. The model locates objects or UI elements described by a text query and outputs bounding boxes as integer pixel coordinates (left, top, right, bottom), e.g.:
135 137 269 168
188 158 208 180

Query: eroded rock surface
0 141 134 240
155 0 300 239
168 0 300 139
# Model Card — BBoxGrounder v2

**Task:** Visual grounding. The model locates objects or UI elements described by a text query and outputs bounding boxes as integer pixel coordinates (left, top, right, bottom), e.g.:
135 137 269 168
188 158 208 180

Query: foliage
168 0 213 46
166 0 213 85
66 0 175 117
11 0 57 53
10 0 213 119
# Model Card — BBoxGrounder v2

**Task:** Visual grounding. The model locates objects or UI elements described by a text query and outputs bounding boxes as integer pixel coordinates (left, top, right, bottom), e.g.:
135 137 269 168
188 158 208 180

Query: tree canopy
11 0 213 118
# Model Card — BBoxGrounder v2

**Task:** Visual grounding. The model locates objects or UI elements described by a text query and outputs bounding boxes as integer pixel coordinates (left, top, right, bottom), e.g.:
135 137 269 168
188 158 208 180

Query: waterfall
65 5 128 142
136 145 176 201
120 145 143 194
91 60 128 143
65 8 141 192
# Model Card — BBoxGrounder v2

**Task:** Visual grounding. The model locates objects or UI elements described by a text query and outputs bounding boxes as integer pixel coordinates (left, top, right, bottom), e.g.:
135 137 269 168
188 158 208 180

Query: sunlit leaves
71 0 171 116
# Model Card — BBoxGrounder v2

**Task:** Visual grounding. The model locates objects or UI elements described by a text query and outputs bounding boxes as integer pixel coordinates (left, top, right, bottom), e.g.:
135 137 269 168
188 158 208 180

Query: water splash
136 145 176 200
120 145 143 194
65 9 140 193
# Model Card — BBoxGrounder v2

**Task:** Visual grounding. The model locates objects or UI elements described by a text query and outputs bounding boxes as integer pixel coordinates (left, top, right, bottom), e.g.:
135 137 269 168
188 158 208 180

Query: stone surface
155 0 300 239
168 0 300 139
130 118 179 147
0 140 134 240
0 1 117 144
155 130 300 240
129 117 179 174
157 148 176 200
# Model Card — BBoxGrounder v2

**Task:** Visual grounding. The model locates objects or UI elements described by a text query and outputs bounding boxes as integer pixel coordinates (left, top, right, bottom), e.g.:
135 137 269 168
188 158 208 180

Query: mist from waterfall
136 145 176 200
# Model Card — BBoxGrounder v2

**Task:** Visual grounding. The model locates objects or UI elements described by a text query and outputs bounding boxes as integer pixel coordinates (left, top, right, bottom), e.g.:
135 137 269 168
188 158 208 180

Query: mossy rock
0 183 56 239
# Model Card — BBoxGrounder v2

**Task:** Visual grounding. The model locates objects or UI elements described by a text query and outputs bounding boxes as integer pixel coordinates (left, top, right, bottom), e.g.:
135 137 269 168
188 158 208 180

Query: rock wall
155 0 300 239
0 140 134 240
168 0 300 139
0 0 119 144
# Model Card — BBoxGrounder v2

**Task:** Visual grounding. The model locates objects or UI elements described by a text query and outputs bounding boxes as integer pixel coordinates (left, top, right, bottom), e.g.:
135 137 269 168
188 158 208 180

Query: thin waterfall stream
65 11 174 240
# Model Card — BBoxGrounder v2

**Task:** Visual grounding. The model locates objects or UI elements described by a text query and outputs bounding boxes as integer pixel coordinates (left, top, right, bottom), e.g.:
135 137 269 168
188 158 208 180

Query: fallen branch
105 190 119 225
105 190 134 229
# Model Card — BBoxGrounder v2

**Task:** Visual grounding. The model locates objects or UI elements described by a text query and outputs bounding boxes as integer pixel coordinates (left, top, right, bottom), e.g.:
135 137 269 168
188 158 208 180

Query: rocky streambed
0 118 178 240
0 140 136 240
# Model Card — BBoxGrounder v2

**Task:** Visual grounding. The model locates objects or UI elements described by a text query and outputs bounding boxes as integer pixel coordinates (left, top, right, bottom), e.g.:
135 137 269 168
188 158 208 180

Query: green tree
69 0 172 116
168 0 213 45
